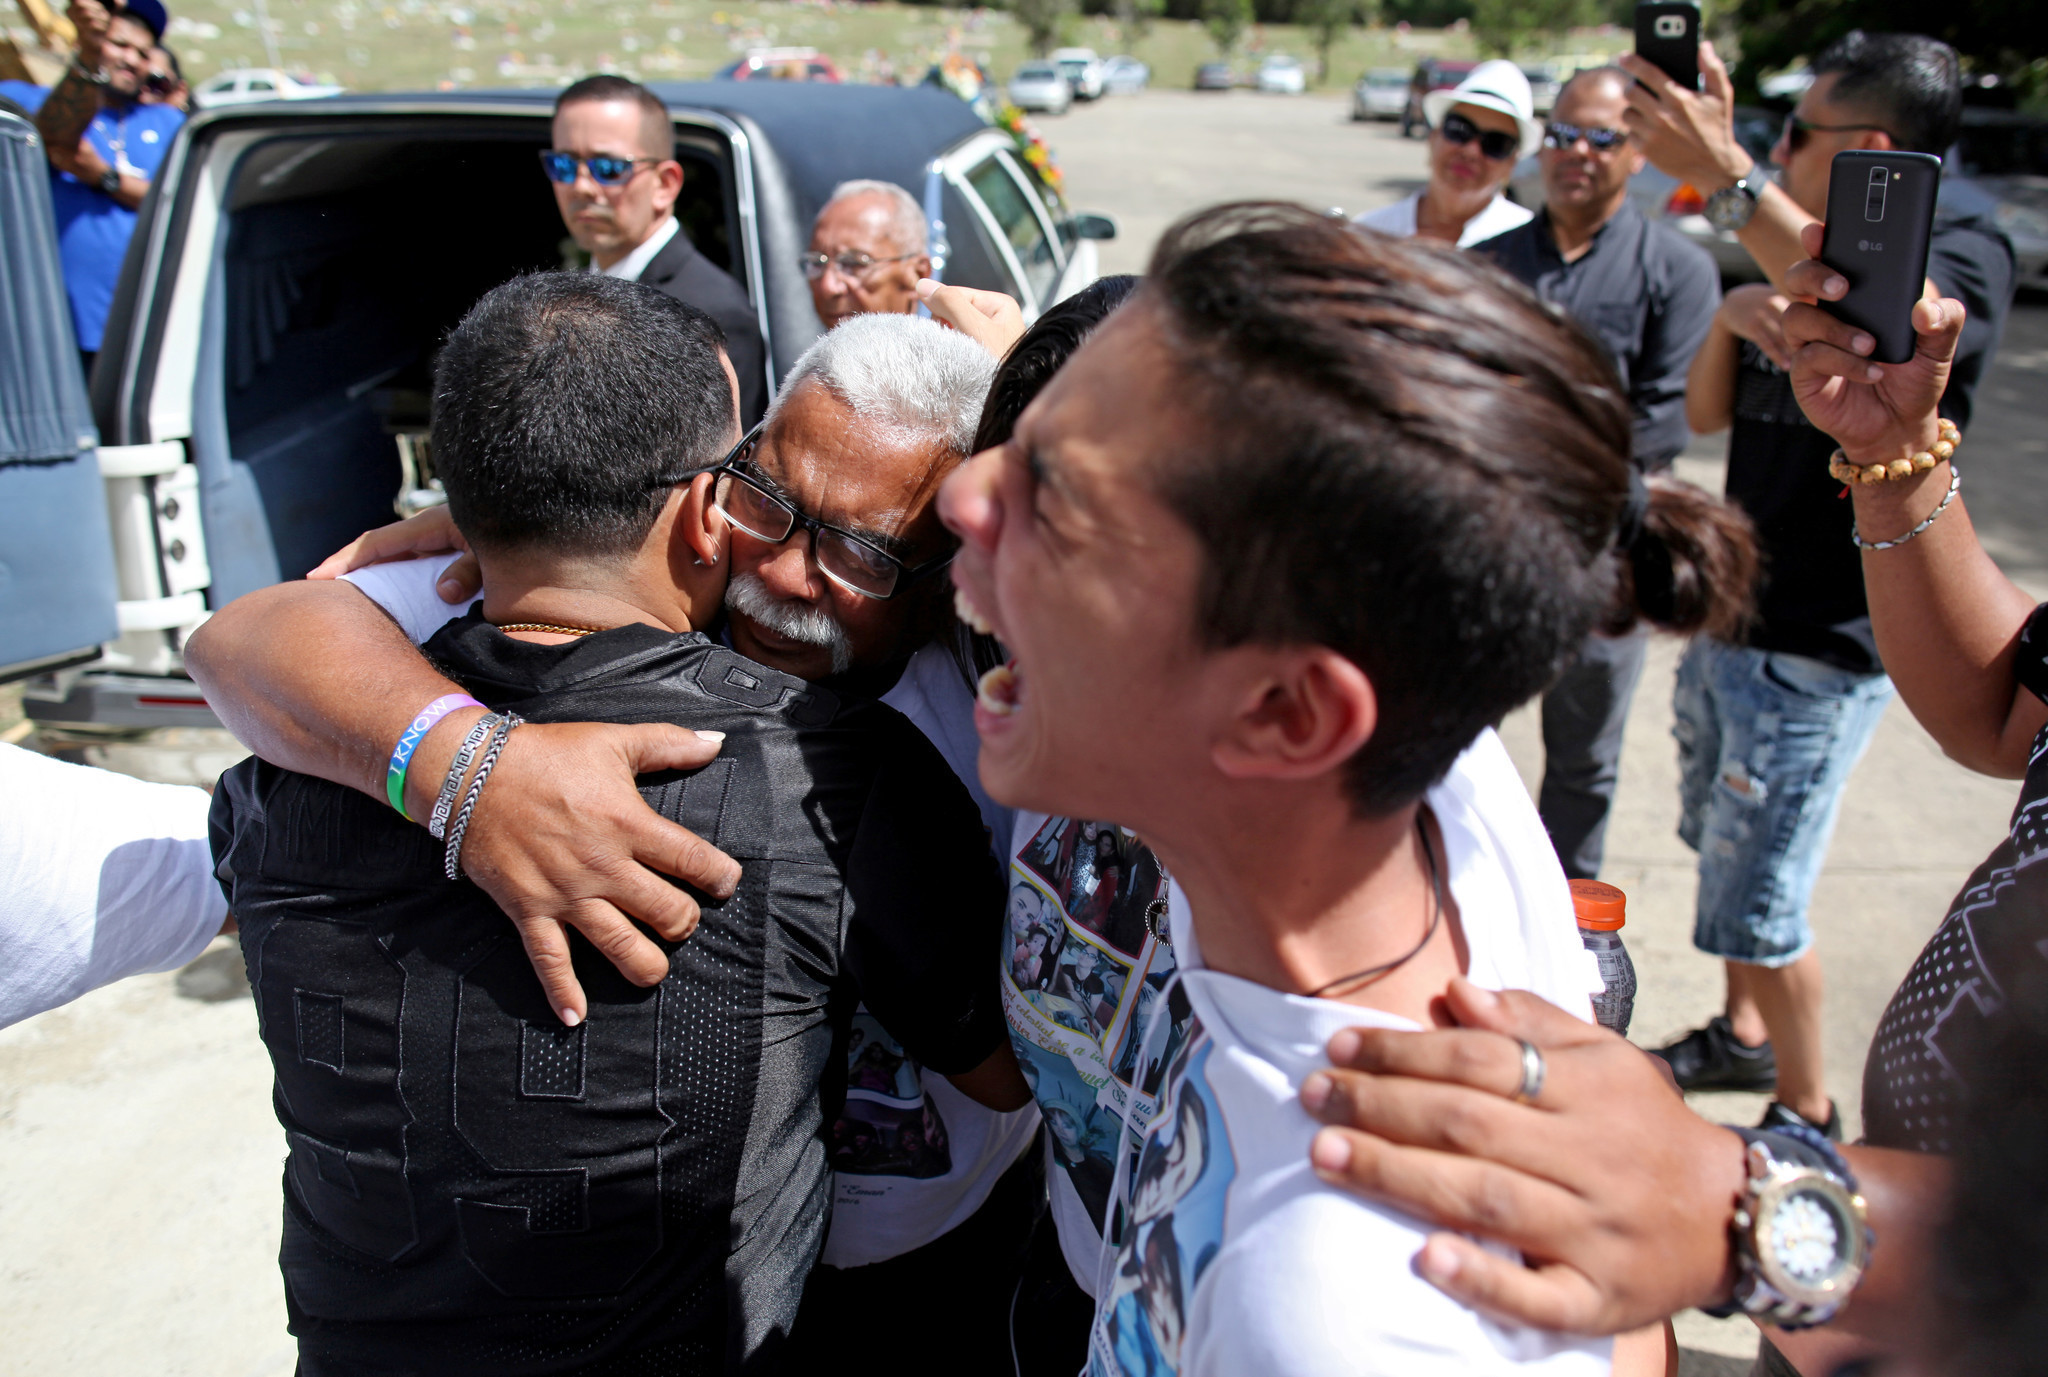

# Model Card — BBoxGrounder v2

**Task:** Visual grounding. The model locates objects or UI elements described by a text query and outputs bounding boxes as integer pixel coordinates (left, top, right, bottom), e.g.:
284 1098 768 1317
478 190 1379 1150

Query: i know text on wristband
386 693 485 819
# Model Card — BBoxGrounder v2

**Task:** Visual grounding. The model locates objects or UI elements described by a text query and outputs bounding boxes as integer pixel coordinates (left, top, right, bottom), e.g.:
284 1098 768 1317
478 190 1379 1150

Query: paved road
4 87 2042 1375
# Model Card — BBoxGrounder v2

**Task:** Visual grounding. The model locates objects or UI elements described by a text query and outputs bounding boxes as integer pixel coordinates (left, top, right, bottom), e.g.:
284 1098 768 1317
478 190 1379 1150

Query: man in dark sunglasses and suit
1472 65 1720 888
544 74 767 425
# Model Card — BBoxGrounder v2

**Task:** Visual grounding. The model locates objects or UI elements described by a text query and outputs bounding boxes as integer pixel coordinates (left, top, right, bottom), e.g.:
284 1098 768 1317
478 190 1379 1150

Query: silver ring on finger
1512 1038 1546 1106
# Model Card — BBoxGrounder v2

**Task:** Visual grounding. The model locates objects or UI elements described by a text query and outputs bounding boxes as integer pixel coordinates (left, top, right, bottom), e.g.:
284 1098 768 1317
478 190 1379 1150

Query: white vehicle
1256 55 1306 95
1351 67 1408 121
192 68 342 108
1051 47 1105 101
1008 62 1073 114
1102 55 1150 95
1520 62 1562 116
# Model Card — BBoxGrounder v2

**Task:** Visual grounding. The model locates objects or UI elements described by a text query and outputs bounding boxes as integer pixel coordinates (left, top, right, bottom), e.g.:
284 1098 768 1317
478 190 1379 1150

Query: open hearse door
0 103 122 691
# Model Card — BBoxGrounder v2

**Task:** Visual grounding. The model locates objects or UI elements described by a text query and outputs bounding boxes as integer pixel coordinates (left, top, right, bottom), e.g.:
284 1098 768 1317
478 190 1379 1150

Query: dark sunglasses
537 150 659 187
710 428 954 601
1782 113 1893 155
1543 121 1630 153
1438 111 1520 161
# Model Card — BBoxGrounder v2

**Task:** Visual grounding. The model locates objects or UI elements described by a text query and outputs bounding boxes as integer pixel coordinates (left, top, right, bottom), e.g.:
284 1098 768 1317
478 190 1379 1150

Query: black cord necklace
1307 810 1447 1000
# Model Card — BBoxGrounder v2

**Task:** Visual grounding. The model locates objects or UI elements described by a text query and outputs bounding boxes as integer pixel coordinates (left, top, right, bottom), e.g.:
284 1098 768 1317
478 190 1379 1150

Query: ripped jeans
1674 638 1893 966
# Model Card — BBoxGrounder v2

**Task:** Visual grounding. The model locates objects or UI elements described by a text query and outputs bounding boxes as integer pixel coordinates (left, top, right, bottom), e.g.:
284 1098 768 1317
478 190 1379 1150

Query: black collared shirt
1475 201 1721 471
211 616 1006 1375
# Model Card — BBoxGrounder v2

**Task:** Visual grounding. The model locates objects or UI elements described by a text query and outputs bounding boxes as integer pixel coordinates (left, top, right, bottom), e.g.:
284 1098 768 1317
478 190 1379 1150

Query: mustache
725 572 853 676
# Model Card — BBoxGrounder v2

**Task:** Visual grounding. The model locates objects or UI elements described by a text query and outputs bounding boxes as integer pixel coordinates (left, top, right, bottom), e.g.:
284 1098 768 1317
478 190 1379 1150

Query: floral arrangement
992 102 1065 204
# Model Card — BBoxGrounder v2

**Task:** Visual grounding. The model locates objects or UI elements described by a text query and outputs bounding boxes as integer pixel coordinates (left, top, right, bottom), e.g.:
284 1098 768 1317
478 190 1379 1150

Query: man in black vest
209 274 1022 1374
544 74 767 424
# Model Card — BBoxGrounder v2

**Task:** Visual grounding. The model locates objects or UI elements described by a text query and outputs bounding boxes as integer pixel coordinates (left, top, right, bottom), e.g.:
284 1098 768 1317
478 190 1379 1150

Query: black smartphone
1634 1 1701 92
1818 150 1942 365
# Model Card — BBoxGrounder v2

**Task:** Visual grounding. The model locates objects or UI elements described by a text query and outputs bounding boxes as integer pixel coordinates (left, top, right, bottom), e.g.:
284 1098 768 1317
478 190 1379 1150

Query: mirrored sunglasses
1543 122 1631 153
537 150 658 186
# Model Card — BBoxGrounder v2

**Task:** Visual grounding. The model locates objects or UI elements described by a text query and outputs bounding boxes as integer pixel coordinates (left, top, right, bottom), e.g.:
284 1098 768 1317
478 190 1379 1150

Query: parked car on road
1102 55 1150 94
1520 62 1561 115
1256 55 1306 95
1351 67 1409 121
191 69 342 108
1402 57 1475 137
1194 62 1236 92
1008 62 1072 114
716 48 844 82
1051 48 1105 101
0 83 1114 726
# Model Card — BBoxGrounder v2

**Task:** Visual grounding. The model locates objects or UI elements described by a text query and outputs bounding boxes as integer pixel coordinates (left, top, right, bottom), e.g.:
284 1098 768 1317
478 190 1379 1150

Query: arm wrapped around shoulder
1605 470 1760 641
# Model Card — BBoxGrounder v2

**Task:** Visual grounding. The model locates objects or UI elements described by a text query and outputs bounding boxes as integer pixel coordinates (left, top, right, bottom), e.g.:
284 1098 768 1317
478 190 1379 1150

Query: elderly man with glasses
542 73 767 423
803 179 934 330
1471 65 1720 889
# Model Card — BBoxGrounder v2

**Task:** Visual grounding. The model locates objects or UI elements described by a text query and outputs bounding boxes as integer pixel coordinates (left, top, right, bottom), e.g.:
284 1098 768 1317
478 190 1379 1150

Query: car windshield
1058 61 1087 72
1955 121 2048 178
1367 73 1405 87
1017 65 1057 79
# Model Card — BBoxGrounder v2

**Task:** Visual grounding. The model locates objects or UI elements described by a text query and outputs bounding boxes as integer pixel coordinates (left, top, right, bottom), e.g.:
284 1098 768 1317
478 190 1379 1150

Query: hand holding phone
1634 1 1701 92
1817 150 1942 365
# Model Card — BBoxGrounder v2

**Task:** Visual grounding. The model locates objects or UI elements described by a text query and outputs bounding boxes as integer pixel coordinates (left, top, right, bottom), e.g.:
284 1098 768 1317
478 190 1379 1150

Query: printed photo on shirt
1008 878 1067 992
1048 933 1134 1045
1013 1027 1120 1188
1017 818 1166 958
830 1010 952 1179
1110 965 1175 1085
830 1094 952 1179
1091 1028 1235 1377
1137 980 1197 1102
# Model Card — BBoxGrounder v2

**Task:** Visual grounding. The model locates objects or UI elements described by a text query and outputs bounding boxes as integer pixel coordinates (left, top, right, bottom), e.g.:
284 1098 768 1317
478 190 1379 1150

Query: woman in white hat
1356 59 1544 247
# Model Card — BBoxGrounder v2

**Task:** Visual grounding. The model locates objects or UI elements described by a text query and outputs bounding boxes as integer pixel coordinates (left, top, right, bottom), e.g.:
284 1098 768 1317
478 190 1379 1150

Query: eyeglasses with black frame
709 426 954 600
800 250 920 283
537 150 661 187
1543 121 1631 153
1438 111 1521 162
1781 113 1893 155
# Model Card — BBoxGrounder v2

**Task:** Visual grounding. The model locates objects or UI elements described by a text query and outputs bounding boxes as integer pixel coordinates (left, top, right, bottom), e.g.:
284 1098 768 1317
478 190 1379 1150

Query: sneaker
1758 1098 1844 1142
1650 1015 1778 1092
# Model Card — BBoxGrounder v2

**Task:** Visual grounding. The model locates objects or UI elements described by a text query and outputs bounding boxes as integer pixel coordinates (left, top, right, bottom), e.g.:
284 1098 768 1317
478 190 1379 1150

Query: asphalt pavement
3 87 2043 1375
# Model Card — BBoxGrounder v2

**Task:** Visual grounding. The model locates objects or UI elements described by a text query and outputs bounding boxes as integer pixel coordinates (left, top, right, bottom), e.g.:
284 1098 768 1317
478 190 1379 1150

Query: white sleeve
0 744 228 1029
1184 1196 1612 1377
338 552 480 645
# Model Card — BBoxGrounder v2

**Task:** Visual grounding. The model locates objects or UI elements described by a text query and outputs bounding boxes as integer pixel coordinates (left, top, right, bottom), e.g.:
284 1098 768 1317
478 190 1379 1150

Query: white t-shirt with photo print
338 554 1040 1268
1004 727 1603 1298
1084 730 1609 1377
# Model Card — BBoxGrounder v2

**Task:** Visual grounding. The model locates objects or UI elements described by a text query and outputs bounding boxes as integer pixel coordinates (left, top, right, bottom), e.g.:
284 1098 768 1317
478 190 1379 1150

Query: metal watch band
1704 165 1763 232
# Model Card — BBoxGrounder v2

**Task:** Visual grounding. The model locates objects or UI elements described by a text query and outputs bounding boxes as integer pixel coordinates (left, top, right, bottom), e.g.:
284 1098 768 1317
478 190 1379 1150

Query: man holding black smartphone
1664 32 2014 1146
1472 65 1720 882
34 0 184 377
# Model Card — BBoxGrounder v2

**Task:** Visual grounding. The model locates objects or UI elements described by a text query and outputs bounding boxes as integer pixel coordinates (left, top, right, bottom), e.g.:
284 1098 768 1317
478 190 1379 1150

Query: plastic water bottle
1571 879 1636 1037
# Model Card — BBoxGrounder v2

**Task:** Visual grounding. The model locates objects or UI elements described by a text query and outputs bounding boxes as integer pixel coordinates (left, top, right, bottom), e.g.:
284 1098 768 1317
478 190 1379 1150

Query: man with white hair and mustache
188 308 1045 1362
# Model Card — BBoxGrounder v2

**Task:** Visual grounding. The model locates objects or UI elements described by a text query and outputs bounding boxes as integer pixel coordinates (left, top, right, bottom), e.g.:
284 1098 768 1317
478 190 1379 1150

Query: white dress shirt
593 213 680 281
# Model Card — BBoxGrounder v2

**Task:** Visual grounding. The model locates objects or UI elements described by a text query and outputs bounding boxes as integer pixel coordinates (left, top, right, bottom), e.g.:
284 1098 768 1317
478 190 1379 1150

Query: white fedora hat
1422 58 1544 161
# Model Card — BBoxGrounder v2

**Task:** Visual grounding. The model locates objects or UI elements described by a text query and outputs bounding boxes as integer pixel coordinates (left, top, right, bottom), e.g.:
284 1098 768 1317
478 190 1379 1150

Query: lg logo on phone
1859 239 1885 252
1654 15 1687 36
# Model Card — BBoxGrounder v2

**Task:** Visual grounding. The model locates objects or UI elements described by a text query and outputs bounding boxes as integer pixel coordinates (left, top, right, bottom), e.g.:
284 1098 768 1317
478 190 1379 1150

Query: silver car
1352 68 1409 121
1008 62 1073 115
1102 55 1150 95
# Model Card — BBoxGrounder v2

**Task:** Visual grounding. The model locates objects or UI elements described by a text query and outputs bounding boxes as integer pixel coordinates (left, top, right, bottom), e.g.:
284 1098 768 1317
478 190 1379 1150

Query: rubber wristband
385 693 485 819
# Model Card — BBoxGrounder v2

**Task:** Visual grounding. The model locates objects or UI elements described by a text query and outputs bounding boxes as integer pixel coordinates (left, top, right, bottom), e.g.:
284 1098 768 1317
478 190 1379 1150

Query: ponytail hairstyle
1605 467 1758 640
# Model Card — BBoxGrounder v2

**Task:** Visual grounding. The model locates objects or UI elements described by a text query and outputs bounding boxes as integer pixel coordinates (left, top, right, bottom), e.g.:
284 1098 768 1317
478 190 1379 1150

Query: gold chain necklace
497 622 602 637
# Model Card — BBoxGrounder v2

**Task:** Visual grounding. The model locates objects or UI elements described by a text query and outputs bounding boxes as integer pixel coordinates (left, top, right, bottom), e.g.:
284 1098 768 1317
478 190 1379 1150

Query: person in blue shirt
0 79 48 112
35 0 184 373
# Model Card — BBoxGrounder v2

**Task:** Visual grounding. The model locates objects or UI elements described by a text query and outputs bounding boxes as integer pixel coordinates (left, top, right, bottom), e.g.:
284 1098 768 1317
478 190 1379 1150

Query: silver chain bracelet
1851 463 1960 552
427 711 503 841
443 713 521 881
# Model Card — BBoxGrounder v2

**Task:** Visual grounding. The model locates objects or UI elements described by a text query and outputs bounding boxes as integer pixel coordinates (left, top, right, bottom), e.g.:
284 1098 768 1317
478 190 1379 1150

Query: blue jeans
1674 638 1893 967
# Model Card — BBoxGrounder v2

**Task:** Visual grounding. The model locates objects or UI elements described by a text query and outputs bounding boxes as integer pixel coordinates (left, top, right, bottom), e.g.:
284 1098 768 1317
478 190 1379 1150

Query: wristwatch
97 167 122 197
1704 165 1766 233
1703 1125 1872 1329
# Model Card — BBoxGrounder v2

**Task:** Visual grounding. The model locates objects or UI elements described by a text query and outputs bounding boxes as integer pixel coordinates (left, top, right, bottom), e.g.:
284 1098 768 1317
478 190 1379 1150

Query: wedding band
1512 1039 1546 1105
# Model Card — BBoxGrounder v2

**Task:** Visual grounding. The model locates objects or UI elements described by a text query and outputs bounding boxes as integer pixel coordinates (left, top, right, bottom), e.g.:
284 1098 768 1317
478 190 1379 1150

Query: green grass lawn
156 0 1561 99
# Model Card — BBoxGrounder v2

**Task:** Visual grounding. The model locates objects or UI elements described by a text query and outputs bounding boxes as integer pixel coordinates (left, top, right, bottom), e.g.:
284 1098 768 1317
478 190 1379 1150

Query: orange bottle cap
1570 878 1626 931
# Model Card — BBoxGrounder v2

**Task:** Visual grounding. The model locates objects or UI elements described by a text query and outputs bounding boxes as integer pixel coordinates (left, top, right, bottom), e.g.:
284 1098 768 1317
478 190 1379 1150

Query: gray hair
768 312 995 458
821 179 927 254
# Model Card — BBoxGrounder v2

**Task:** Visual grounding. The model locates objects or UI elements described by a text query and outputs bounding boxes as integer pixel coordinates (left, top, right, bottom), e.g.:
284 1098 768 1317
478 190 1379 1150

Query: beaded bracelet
1851 463 1961 552
1828 417 1960 486
443 713 521 881
427 712 504 841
